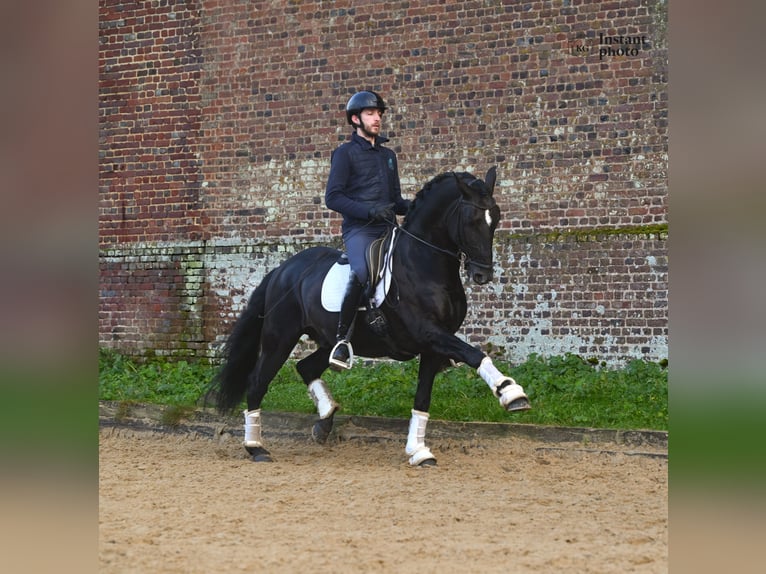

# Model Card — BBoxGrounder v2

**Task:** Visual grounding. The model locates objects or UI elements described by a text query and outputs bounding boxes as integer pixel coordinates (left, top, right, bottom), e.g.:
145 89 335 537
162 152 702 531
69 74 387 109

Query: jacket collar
351 131 389 149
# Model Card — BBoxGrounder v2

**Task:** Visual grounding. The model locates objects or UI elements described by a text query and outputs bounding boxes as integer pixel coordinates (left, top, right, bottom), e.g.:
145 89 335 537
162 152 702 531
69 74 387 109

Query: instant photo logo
567 34 591 56
567 32 649 60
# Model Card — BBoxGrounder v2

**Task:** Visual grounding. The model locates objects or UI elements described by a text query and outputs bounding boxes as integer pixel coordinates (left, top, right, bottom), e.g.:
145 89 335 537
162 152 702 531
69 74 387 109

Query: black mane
403 171 485 226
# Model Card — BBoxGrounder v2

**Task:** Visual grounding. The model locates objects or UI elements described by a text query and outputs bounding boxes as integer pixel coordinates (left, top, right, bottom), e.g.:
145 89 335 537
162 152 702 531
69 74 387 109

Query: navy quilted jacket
325 132 408 232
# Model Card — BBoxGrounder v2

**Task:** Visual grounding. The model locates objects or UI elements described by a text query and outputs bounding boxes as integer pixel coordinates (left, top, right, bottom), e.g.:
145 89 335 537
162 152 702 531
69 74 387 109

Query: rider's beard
359 118 380 141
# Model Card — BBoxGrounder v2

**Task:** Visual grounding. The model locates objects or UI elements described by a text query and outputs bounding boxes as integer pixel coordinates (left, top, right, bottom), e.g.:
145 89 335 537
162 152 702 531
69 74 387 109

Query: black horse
209 167 530 466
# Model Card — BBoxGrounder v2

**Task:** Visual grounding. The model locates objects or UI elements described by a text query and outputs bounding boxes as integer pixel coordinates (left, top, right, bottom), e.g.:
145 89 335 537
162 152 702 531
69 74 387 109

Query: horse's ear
485 166 497 196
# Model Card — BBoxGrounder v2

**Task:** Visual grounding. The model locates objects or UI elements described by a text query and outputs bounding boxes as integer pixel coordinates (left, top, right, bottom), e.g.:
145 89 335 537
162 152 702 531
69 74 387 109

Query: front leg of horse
477 357 531 412
404 353 443 466
406 409 437 467
426 330 531 412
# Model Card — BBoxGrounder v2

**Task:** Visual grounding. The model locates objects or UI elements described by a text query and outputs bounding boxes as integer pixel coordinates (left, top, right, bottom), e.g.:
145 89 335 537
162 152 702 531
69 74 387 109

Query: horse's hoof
311 414 335 444
246 445 273 462
408 447 436 467
312 423 330 444
506 397 531 412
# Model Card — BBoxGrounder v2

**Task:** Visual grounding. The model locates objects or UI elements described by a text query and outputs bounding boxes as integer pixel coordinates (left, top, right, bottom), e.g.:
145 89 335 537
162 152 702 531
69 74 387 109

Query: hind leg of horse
243 337 299 462
296 347 338 444
406 353 448 467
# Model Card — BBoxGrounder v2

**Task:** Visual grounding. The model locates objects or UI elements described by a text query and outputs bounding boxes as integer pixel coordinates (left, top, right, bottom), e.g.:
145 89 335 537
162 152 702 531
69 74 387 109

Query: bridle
392 174 495 272
446 195 496 272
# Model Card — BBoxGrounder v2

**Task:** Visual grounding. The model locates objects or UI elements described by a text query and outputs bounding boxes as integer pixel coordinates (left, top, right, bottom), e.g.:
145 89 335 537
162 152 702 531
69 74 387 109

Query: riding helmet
345 90 387 125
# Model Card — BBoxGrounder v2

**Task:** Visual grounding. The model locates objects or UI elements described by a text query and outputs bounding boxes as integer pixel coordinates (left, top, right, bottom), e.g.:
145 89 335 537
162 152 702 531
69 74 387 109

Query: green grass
99 349 667 430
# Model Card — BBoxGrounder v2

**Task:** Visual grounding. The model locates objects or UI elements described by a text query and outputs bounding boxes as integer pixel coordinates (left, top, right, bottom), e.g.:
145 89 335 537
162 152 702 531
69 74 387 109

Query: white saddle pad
320 229 396 312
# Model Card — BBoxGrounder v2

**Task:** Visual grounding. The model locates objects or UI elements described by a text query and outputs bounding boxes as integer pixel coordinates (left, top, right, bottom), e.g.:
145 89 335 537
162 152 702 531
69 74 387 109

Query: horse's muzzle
467 262 493 285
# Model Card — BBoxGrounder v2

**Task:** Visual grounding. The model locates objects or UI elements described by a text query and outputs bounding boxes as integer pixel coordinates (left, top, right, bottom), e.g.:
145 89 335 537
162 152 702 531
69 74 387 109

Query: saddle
365 225 396 296
322 227 398 317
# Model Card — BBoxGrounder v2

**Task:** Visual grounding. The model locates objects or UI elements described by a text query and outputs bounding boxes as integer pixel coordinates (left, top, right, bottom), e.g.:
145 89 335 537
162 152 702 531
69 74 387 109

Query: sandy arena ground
99 424 667 573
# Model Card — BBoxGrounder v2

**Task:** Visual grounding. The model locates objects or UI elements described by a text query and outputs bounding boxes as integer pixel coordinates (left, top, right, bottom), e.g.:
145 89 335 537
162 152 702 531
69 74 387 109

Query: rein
393 223 461 260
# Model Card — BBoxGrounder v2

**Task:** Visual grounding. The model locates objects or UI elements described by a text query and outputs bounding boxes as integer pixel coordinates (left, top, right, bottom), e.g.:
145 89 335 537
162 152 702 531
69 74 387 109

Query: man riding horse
210 92 531 466
324 90 411 371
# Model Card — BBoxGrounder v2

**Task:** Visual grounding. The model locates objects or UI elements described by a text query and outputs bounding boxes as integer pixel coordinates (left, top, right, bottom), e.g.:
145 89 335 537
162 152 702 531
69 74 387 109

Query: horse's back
258 245 342 339
286 245 342 269
268 245 341 290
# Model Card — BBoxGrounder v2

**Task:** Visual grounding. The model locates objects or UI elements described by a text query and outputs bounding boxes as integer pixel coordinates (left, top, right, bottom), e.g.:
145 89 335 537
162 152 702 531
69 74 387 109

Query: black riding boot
329 274 365 371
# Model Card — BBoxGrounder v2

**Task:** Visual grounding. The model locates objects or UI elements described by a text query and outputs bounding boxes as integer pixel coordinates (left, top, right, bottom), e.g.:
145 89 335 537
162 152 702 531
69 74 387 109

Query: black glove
397 199 412 215
368 203 395 223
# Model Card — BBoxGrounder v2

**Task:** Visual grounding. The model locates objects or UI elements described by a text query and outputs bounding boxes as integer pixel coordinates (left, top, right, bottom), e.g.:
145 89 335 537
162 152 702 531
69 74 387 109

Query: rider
325 90 411 370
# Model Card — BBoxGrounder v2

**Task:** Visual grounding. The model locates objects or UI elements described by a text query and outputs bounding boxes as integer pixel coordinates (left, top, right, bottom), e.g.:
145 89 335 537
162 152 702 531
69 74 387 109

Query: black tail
207 270 274 414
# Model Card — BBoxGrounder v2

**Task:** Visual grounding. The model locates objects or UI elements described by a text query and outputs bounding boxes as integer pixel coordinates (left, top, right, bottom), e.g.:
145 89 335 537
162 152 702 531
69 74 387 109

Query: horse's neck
404 200 456 249
400 203 462 280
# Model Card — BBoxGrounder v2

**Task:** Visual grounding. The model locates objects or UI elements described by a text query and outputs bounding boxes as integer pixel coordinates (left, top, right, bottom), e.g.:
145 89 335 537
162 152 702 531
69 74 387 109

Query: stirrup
329 340 354 371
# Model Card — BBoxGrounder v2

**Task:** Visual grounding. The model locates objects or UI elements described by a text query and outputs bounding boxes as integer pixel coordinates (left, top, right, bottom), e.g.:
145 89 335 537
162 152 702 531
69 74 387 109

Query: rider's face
355 108 383 140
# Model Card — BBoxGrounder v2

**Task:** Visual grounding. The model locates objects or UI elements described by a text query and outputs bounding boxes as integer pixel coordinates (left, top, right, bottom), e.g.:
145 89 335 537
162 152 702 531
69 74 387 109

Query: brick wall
99 0 668 365
471 230 667 361
100 243 206 355
99 0 203 245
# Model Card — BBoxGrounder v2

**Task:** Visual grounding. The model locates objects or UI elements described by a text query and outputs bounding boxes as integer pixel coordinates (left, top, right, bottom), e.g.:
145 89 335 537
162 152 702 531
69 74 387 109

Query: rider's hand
368 203 395 223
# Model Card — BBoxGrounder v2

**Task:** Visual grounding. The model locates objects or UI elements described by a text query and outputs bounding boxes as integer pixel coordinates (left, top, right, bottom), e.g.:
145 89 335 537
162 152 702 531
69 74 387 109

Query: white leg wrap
307 379 339 419
243 408 263 448
405 409 436 466
478 356 508 388
477 357 529 409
